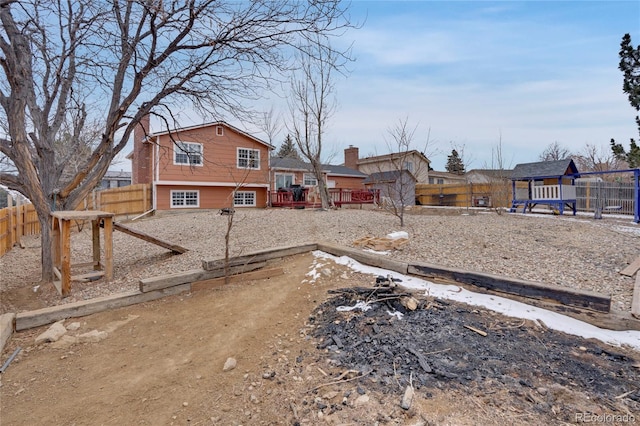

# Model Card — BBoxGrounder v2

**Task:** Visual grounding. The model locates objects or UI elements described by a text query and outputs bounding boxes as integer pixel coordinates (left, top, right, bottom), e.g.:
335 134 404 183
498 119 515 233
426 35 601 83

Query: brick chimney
344 145 359 170
132 115 153 184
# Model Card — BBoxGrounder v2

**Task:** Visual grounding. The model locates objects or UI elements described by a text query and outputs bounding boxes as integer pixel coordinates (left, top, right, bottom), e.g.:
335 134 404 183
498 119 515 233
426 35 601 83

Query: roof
511 159 579 180
357 150 430 166
103 170 131 180
270 157 366 177
150 121 274 149
466 169 513 178
363 170 416 184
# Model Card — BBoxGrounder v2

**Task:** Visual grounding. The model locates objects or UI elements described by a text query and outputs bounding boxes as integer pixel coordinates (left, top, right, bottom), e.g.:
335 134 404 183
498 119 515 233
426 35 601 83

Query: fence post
6 194 13 252
16 196 22 247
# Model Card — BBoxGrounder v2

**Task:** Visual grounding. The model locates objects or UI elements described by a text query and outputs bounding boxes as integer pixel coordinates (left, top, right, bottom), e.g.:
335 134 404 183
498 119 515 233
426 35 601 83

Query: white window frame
275 173 295 190
237 148 260 170
303 173 318 186
170 190 200 208
216 125 224 136
174 142 203 166
234 191 256 207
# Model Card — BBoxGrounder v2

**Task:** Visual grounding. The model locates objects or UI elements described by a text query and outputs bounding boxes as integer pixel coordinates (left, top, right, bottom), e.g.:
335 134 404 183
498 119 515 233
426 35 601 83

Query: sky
114 0 640 172
320 0 640 171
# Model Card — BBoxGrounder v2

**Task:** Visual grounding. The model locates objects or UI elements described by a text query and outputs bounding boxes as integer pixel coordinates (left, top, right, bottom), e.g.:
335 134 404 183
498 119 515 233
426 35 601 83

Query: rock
321 268 332 277
401 385 414 410
354 394 369 406
66 322 81 331
77 330 108 343
51 335 78 349
223 357 237 371
35 320 67 344
401 297 419 311
537 387 548 396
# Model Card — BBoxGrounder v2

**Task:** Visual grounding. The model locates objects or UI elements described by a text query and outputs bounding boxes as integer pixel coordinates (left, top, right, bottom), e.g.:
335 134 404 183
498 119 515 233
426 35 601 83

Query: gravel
1 207 638 313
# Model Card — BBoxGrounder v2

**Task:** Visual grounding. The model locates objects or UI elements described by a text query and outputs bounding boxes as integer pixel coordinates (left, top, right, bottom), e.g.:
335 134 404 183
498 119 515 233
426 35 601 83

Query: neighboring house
344 146 431 184
427 171 467 185
363 170 416 207
99 170 132 190
129 117 273 210
270 157 367 191
465 169 512 184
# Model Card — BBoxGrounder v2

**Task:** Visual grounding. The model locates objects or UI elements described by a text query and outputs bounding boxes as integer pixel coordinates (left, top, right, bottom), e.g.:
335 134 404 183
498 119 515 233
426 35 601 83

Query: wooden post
103 217 113 281
6 194 12 252
632 273 640 319
60 218 71 297
92 219 101 270
15 197 22 248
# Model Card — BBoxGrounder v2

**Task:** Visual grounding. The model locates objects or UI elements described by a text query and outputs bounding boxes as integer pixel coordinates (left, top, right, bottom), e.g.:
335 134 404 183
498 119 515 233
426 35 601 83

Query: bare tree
538 142 572 161
368 118 432 227
574 143 625 175
482 134 513 214
288 35 348 210
0 0 352 281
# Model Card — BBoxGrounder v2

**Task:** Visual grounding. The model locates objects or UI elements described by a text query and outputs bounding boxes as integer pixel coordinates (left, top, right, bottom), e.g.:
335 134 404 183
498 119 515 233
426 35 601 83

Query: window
403 161 414 172
303 173 318 186
216 126 224 136
275 173 294 189
237 148 260 169
234 191 256 206
171 190 199 208
174 142 202 165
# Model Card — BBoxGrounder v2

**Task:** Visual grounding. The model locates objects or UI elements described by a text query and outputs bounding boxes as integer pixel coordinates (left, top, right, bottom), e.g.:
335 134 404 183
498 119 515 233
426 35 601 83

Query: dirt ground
0 252 638 425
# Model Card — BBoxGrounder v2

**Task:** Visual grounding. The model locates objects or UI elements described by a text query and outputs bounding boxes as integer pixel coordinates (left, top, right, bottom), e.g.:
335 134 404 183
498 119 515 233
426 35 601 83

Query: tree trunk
37 209 54 283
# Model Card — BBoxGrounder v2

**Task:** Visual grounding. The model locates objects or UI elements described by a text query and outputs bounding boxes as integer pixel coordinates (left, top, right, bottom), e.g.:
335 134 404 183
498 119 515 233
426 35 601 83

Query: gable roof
511 159 579 180
363 170 417 184
270 157 366 177
466 169 513 178
357 150 430 166
151 121 274 149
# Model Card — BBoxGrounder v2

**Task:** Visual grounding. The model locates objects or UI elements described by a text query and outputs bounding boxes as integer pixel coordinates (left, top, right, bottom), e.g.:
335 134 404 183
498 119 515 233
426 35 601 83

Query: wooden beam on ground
620 256 640 277
113 222 188 254
202 243 317 271
15 285 190 331
0 313 16 354
191 267 284 291
316 242 409 275
139 262 267 293
408 262 611 313
632 273 640 319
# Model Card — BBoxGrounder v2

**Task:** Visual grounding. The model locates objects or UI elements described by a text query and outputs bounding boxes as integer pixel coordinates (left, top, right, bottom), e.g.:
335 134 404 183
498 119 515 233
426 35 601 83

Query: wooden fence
0 183 151 257
415 182 512 208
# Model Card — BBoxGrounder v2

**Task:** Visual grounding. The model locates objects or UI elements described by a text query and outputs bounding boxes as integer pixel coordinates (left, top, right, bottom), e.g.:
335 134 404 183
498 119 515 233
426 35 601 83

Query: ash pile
309 275 640 418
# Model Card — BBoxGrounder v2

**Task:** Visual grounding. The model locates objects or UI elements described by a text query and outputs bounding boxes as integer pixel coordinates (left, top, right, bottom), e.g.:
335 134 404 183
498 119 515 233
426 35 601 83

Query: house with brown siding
129 117 273 210
270 157 367 191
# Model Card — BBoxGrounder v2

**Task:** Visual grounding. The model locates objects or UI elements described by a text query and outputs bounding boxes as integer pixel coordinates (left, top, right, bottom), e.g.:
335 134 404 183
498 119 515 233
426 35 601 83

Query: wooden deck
269 188 380 208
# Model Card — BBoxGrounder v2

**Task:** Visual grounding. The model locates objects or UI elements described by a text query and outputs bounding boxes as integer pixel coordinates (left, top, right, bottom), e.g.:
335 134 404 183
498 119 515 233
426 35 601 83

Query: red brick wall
132 115 153 184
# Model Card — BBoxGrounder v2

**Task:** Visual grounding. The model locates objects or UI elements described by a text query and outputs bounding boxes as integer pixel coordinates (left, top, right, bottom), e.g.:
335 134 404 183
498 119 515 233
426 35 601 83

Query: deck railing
269 188 379 208
531 184 576 201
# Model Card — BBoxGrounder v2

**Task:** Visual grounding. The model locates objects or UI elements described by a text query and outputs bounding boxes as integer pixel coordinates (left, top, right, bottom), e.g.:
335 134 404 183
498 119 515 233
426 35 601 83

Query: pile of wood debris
353 232 409 251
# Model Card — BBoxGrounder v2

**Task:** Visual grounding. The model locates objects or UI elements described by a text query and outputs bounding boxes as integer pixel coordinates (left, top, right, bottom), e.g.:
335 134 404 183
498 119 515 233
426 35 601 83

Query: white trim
237 147 261 170
303 173 318 186
170 189 200 208
274 172 295 190
216 125 224 136
151 121 274 149
173 141 203 166
233 191 256 207
156 180 269 188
